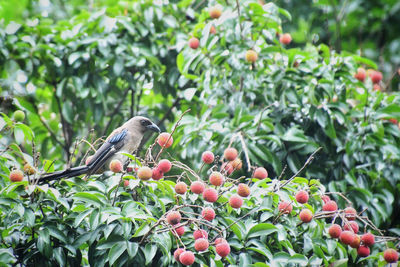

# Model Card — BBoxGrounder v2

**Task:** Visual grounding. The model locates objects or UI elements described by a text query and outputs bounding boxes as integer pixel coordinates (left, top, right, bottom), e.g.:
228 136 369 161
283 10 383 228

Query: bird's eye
141 119 151 126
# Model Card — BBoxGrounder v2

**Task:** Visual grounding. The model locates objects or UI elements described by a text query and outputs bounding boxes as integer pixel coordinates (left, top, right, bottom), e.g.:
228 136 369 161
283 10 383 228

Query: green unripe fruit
13 110 25 122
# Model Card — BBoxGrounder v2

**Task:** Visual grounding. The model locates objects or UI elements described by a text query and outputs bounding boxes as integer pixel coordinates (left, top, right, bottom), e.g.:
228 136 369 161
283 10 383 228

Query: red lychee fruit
209 5 222 19
354 67 366 82
203 188 218 203
9 169 23 182
322 200 338 211
224 147 238 161
179 251 195 266
253 167 268 179
321 195 330 203
193 229 208 240
350 235 361 248
328 224 342 238
278 201 293 214
190 181 205 194
173 248 185 262
209 172 224 186
344 207 357 220
295 190 309 204
357 246 370 257
210 25 216 34
279 33 292 45
229 194 243 209
175 182 188 195
339 230 355 245
361 233 375 247
221 162 234 175
194 238 209 251
151 168 163 180
157 132 173 148
369 70 383 84
126 166 134 172
237 183 250 197
245 50 258 63
188 37 199 50
373 84 381 91
109 159 123 173
215 238 226 245
299 209 313 223
137 166 152 180
216 242 231 257
123 180 129 187
202 151 214 164
231 158 243 170
171 224 185 236
166 211 181 225
157 159 172 173
384 248 399 263
201 207 216 221
343 221 359 234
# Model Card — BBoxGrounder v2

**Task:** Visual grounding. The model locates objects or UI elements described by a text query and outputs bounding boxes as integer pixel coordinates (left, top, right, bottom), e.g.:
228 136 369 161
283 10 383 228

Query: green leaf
73 192 105 207
74 209 92 227
108 242 126 266
289 254 308 264
126 241 139 258
278 7 292 21
247 223 277 238
282 127 309 143
133 222 150 237
143 243 157 265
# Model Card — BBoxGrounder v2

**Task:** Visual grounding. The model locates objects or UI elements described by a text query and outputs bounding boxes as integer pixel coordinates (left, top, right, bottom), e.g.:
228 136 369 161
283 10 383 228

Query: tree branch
103 88 130 136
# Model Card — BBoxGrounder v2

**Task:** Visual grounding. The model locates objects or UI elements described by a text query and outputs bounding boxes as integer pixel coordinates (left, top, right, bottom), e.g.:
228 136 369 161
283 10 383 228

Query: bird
36 116 160 184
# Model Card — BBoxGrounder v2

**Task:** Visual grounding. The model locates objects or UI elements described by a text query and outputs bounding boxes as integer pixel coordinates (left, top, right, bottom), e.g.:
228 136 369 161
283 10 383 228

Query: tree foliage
0 0 399 266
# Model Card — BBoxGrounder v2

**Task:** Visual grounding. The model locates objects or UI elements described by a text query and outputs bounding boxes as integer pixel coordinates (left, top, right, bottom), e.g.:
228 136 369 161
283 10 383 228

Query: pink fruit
179 251 195 266
216 242 230 257
157 159 172 173
190 181 205 194
322 200 338 211
175 182 188 195
188 37 199 49
253 167 268 179
224 147 238 161
278 201 292 214
194 238 209 251
201 207 216 221
209 171 224 186
203 188 218 203
328 224 342 238
109 159 123 173
295 190 309 204
193 229 208 240
152 168 163 180
157 132 173 148
229 194 243 209
202 151 214 164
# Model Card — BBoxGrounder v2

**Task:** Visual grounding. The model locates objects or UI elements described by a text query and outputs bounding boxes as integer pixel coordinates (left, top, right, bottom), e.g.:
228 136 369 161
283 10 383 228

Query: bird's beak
146 123 161 133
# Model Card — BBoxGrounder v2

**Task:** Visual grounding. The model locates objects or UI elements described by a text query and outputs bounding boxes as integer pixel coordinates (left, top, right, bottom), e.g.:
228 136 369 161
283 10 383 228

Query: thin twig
103 89 130 136
235 0 243 38
238 132 251 172
276 147 322 191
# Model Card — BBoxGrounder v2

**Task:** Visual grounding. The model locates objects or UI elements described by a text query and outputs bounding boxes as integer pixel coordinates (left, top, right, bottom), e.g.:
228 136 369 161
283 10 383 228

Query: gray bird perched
36 116 160 184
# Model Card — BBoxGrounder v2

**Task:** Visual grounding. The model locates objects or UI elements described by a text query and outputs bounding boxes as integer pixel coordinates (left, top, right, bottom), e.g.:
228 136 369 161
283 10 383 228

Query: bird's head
129 116 160 133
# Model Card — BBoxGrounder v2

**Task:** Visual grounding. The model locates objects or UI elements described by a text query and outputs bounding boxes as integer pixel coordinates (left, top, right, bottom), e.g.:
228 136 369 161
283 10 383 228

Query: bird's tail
36 165 89 184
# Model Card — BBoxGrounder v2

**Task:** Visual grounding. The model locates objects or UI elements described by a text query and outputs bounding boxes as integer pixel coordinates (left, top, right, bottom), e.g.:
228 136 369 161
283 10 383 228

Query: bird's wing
87 128 128 174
